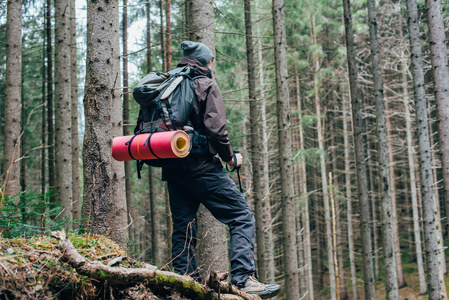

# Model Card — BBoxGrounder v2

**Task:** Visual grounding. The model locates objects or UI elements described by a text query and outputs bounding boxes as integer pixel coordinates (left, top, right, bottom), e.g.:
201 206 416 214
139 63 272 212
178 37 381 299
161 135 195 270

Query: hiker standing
161 41 281 299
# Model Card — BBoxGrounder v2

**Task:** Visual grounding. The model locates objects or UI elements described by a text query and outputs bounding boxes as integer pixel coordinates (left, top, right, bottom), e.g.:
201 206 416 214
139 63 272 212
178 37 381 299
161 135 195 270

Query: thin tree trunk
46 0 55 199
385 101 406 287
165 183 172 266
400 45 426 293
272 0 300 297
366 0 398 295
343 85 359 300
188 0 230 274
244 0 266 283
82 0 128 248
425 0 449 252
55 0 73 227
70 0 80 223
166 0 172 70
146 0 152 73
296 71 314 300
150 168 161 265
408 0 444 296
311 15 336 300
342 0 375 295
41 34 46 195
122 0 133 248
331 119 348 300
255 0 275 282
368 145 379 281
144 0 153 264
159 0 166 71
4 0 22 197
20 95 26 195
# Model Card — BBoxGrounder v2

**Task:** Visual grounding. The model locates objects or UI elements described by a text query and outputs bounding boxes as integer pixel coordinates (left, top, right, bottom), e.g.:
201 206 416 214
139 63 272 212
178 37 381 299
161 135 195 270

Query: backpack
132 66 212 175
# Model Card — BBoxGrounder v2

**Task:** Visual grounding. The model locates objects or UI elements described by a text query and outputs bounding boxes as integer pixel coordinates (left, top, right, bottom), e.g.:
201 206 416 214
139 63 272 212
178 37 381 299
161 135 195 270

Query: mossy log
52 231 260 300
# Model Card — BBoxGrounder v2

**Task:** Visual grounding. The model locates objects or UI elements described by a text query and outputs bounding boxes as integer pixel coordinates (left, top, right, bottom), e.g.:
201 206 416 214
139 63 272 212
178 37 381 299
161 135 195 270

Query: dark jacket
162 56 233 180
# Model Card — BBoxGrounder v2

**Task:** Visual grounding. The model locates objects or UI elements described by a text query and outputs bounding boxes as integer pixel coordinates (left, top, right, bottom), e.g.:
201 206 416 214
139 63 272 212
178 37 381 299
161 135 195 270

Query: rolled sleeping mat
112 130 190 161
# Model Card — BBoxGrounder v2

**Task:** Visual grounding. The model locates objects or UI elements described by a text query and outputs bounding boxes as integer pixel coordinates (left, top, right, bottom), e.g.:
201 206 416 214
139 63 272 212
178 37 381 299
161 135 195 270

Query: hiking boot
239 276 281 299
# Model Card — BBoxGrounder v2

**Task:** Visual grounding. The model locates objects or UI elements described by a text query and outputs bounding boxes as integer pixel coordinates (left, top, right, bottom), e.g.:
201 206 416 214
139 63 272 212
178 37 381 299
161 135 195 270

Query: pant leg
175 169 256 286
167 181 201 279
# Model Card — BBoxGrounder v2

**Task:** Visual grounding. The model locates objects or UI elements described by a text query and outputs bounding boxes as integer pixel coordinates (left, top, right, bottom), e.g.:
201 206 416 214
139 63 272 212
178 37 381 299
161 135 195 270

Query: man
161 41 281 299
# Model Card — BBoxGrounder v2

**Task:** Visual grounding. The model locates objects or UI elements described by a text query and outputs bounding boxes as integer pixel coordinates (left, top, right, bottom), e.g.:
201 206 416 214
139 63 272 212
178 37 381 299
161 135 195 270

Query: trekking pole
227 150 244 194
236 166 243 194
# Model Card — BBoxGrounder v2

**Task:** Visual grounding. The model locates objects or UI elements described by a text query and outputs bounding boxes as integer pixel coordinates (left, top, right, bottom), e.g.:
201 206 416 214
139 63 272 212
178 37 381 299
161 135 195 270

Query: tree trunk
244 0 266 283
341 0 375 295
366 0 399 295
20 95 26 196
55 0 73 227
122 0 133 249
409 0 444 296
3 0 22 197
41 34 46 195
188 0 230 275
385 100 405 287
400 38 426 293
166 0 172 70
159 0 166 71
368 144 379 281
70 0 80 223
425 0 449 250
46 0 55 200
296 71 314 300
255 0 275 282
311 15 336 300
150 168 161 265
82 0 128 249
272 0 300 297
146 0 152 73
343 85 359 300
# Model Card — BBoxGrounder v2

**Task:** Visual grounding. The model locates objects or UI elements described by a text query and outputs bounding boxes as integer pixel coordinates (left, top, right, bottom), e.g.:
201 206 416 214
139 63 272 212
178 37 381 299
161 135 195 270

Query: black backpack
132 66 212 175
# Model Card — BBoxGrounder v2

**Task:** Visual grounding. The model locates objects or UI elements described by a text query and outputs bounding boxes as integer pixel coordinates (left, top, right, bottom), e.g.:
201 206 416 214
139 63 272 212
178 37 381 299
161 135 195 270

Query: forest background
2 0 449 298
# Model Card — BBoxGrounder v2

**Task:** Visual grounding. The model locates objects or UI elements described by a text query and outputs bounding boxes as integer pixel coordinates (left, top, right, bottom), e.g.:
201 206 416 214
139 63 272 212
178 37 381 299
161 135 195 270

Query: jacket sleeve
201 81 233 163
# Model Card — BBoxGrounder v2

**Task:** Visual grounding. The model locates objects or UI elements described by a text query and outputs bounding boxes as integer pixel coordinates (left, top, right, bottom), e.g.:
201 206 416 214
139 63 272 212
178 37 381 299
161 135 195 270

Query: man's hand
227 153 243 168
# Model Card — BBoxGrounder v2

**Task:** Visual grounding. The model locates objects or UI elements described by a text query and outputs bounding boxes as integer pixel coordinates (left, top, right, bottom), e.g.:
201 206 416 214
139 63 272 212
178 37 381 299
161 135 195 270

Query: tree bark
296 71 314 300
272 0 300 298
82 0 128 248
55 0 73 227
408 0 444 296
41 32 46 195
399 35 426 293
159 0 166 71
385 100 405 287
166 0 172 70
255 0 275 282
366 0 399 295
243 0 266 283
70 0 80 223
368 144 379 281
150 169 161 265
188 0 230 275
3 0 22 197
46 0 55 200
341 0 375 296
343 85 359 300
122 0 133 249
311 15 336 300
425 0 449 248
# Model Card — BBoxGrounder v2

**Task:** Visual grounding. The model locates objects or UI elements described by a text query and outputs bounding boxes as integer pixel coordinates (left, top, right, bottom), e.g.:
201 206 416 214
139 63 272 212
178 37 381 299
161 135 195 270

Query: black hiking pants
166 168 256 286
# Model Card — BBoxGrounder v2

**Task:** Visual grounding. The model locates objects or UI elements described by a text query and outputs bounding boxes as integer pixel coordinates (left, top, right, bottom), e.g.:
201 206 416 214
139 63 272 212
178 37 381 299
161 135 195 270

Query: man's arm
202 82 234 163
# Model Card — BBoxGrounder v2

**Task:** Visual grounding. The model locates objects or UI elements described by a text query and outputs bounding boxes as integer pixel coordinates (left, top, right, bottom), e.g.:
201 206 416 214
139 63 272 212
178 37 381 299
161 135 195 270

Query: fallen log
51 230 260 300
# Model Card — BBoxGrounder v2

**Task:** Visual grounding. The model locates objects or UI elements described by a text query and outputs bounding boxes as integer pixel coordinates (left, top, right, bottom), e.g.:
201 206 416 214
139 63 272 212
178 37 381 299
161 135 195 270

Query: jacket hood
177 56 212 78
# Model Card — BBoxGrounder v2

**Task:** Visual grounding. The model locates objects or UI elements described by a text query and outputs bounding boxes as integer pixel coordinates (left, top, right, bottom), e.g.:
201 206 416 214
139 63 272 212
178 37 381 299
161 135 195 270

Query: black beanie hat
180 41 214 65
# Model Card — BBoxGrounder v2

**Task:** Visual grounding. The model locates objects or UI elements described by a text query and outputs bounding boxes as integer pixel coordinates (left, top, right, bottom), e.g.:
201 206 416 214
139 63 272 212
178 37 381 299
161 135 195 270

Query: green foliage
0 190 66 238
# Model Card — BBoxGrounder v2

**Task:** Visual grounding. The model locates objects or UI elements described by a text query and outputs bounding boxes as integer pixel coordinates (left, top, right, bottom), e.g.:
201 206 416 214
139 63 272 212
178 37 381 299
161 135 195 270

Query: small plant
0 189 66 238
